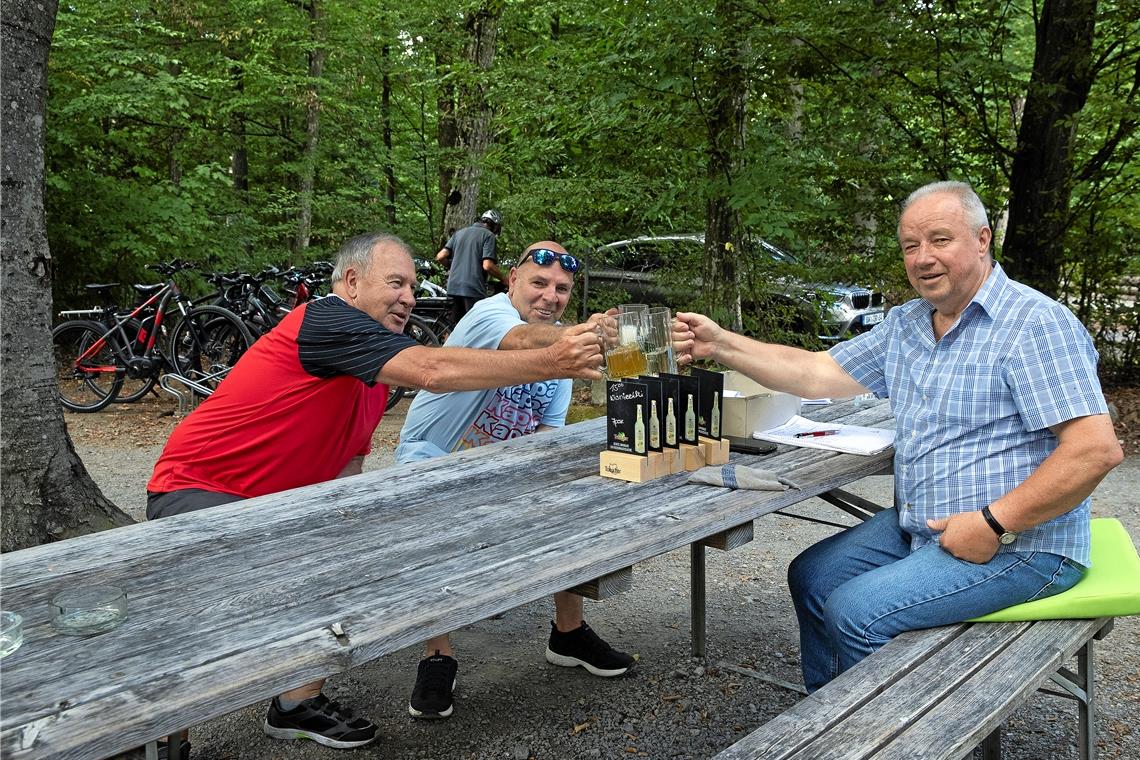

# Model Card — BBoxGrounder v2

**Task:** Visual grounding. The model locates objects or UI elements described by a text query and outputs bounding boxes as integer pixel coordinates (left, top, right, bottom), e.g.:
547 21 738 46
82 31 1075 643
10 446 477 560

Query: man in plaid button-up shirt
674 181 1122 692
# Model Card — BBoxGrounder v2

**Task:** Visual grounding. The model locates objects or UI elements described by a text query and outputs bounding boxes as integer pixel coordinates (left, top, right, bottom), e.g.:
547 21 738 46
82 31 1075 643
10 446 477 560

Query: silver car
581 234 885 341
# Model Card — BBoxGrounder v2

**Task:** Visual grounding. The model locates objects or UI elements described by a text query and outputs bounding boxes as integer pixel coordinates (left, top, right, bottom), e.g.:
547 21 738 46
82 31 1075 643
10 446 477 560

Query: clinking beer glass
644 307 677 376
603 311 649 379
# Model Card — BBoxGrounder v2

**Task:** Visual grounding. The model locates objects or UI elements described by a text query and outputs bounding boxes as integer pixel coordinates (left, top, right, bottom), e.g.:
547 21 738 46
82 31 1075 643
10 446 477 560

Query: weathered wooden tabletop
0 400 893 760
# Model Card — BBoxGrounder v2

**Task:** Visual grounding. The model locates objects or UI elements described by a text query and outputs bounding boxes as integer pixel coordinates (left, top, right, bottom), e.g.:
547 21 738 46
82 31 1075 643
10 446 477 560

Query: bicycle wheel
385 315 441 411
52 320 124 412
168 305 255 397
113 317 161 403
116 371 160 403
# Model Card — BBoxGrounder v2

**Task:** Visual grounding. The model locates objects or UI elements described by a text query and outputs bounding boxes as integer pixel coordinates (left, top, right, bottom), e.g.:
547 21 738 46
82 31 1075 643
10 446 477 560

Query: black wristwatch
981 505 1018 545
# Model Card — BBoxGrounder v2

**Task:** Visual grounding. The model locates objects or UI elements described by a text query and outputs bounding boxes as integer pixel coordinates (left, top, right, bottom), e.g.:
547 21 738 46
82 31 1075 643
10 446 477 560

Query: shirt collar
971 261 1007 318
900 260 1006 325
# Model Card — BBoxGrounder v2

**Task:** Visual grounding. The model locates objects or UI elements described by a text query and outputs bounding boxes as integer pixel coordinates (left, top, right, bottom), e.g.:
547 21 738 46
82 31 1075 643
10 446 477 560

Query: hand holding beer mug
589 309 619 373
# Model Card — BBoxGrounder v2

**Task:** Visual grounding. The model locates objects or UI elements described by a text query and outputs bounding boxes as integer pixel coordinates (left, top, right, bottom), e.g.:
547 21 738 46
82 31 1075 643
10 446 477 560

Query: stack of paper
753 415 895 455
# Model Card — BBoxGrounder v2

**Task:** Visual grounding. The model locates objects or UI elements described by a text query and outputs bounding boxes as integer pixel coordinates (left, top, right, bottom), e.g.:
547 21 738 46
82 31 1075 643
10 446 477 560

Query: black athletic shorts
146 488 243 521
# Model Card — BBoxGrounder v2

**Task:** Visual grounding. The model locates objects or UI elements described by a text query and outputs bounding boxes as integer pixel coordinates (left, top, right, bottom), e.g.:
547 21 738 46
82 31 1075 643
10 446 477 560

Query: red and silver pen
794 430 840 438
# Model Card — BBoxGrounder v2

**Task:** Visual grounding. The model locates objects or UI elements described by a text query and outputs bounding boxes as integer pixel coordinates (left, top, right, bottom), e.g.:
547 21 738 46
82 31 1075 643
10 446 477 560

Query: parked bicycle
383 259 456 411
408 259 456 341
200 261 333 339
52 260 254 412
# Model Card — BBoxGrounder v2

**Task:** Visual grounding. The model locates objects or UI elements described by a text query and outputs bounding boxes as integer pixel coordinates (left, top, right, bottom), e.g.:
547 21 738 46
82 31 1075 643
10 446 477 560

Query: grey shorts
146 488 242 520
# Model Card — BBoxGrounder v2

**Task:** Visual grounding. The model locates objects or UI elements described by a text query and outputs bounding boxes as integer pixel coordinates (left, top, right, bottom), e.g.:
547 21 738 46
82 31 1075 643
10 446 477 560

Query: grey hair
330 232 412 285
900 181 990 235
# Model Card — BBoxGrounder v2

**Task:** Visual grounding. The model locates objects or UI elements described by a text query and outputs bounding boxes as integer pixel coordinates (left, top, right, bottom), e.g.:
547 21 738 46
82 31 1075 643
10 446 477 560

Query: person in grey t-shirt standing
436 209 507 325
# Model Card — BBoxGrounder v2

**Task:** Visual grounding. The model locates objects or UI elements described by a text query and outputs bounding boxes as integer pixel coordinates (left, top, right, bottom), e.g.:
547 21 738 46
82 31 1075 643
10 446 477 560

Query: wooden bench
714 616 1114 760
716 516 1140 760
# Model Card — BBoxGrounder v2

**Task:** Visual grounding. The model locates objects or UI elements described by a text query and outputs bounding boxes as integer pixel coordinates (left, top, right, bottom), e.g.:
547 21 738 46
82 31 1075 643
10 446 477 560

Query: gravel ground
69 395 1139 760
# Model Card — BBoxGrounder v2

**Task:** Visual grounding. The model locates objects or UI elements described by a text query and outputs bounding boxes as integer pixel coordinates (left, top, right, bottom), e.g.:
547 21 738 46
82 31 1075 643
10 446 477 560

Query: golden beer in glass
605 343 649 378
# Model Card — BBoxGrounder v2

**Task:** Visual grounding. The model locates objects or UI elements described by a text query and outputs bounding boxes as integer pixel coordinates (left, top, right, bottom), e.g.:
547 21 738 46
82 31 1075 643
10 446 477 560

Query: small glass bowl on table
50 585 128 636
0 610 23 657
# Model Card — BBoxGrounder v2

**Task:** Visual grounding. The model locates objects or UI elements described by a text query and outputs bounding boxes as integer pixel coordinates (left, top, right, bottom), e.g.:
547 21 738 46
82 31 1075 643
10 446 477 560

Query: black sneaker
408 652 458 719
545 621 635 677
263 693 377 749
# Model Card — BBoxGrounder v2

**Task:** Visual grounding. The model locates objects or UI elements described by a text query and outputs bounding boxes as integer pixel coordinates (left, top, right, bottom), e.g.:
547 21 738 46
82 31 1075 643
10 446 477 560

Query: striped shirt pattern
830 264 1107 566
299 294 416 383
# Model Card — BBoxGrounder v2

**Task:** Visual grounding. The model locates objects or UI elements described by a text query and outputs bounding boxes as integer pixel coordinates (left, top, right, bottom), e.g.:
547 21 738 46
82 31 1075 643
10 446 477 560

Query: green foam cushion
971 518 1140 622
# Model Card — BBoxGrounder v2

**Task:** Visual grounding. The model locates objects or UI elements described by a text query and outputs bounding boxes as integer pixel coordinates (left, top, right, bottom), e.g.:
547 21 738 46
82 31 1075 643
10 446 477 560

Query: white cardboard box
721 371 801 437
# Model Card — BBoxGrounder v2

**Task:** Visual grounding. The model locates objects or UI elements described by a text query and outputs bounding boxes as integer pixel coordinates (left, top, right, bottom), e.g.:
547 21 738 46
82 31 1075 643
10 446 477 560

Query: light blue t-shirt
395 293 572 463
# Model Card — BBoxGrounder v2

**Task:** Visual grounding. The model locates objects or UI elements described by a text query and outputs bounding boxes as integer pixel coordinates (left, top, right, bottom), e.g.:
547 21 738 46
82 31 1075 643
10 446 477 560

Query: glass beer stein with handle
604 311 649 379
644 307 677 376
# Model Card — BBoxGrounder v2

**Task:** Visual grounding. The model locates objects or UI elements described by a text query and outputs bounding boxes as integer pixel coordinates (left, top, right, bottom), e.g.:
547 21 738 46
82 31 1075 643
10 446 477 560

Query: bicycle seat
84 283 120 292
132 283 166 295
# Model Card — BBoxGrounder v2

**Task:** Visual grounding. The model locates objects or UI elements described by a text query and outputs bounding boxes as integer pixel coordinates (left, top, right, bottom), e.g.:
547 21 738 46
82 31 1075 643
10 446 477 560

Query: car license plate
863 312 884 326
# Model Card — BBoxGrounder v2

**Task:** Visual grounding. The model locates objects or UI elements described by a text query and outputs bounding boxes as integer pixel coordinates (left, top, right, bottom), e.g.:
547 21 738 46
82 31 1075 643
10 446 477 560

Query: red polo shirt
148 296 415 498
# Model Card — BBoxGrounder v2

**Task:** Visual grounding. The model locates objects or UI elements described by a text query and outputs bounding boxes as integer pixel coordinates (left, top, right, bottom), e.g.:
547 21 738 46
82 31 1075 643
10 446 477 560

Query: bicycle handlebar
147 259 198 276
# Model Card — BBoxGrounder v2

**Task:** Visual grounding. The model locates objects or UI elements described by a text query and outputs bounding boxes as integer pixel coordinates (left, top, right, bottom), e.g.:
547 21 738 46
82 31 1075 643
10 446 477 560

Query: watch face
1000 532 1017 545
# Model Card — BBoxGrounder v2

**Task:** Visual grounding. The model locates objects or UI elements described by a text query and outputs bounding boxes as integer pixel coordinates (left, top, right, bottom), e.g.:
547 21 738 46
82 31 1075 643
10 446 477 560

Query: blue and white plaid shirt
830 264 1107 566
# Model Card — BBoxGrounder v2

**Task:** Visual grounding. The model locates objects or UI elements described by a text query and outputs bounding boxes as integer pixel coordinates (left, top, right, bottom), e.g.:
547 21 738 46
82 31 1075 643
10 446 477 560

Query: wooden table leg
691 542 706 658
979 726 1002 760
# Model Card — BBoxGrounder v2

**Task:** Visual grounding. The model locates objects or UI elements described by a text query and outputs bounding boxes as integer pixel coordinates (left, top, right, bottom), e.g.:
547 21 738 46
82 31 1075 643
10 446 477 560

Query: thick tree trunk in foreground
1 0 134 552
1002 0 1098 297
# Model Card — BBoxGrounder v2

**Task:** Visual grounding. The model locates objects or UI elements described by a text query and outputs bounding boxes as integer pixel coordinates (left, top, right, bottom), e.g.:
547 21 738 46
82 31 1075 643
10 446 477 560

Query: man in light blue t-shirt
397 241 635 720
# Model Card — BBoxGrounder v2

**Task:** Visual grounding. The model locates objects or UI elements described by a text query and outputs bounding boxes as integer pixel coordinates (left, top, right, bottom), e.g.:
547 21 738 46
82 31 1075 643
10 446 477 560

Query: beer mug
644 307 677 375
604 311 649 379
618 302 649 316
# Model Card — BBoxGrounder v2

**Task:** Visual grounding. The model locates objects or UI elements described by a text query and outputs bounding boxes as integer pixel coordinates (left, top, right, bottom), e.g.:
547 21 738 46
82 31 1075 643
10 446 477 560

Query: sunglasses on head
519 248 581 274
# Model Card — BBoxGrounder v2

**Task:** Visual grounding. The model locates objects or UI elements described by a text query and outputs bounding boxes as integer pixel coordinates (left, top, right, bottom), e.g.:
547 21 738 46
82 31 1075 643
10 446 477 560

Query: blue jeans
787 507 1083 692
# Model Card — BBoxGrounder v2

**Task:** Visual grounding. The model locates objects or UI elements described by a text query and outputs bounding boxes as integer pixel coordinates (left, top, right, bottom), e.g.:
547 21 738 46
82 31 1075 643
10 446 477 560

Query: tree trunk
1 0 134 553
382 44 397 227
1002 0 1098 298
435 17 458 240
293 0 325 258
441 1 503 238
230 63 249 195
702 0 748 333
166 61 183 186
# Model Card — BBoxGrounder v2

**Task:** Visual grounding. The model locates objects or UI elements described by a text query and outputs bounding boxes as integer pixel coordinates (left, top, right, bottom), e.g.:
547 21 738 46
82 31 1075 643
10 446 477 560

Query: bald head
509 240 576 323
524 240 566 256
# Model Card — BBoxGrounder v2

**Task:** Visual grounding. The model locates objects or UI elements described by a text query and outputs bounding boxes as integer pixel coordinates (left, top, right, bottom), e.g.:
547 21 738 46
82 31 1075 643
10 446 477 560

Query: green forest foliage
45 0 1139 377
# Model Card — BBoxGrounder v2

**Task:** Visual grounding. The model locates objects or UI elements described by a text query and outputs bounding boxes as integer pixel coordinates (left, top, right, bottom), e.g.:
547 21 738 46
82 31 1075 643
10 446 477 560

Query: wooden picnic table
0 399 893 760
